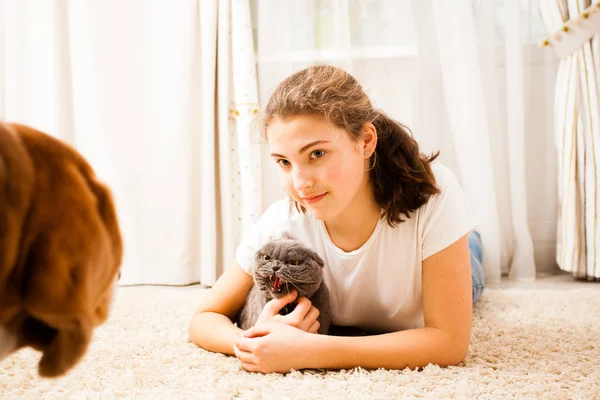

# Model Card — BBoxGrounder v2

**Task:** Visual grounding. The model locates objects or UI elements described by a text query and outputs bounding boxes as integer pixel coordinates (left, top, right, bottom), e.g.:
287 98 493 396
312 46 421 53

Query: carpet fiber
1 285 599 399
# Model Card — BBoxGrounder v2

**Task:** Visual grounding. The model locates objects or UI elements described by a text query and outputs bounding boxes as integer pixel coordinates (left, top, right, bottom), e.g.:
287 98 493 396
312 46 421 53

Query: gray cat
237 236 331 335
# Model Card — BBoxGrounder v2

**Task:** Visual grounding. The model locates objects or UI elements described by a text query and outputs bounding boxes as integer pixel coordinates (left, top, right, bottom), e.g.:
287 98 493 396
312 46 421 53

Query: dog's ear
7 124 123 377
0 123 35 326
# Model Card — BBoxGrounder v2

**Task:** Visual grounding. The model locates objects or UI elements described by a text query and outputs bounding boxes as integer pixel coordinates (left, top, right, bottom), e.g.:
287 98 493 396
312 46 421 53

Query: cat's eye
261 254 271 261
289 260 300 266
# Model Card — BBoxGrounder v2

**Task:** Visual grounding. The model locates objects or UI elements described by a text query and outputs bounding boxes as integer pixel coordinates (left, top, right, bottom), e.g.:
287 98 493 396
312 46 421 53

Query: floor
3 273 598 399
488 270 598 289
142 270 598 292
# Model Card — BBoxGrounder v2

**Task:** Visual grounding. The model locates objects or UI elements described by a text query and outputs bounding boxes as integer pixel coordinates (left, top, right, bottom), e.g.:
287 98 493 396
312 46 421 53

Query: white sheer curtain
539 0 600 280
254 0 559 282
254 0 419 205
0 0 261 286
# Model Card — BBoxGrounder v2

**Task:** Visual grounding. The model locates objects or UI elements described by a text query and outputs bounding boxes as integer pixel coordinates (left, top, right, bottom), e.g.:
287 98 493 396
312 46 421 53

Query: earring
364 150 369 156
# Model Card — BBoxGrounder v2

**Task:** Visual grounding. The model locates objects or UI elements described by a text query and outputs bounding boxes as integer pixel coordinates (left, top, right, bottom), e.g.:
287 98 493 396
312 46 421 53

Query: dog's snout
0 327 18 361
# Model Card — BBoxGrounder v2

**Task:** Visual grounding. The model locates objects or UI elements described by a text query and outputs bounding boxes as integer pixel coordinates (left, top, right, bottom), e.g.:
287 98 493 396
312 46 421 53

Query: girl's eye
310 150 325 159
262 254 271 261
276 159 291 167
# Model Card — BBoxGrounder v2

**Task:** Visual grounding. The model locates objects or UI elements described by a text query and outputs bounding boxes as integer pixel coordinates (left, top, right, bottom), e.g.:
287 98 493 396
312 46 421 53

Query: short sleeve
421 164 478 260
235 199 293 274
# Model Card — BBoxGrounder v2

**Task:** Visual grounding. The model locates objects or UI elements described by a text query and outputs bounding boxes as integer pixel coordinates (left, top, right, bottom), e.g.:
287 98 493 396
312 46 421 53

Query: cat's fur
237 236 331 335
0 122 123 377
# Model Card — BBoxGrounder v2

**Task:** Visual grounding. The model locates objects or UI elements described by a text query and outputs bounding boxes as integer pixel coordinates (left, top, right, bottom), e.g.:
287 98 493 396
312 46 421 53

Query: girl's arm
236 234 473 372
189 262 323 356
188 262 254 355
310 233 473 369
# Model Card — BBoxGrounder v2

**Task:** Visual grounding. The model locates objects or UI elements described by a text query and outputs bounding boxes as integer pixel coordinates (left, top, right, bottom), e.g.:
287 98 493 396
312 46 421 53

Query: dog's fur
0 122 123 378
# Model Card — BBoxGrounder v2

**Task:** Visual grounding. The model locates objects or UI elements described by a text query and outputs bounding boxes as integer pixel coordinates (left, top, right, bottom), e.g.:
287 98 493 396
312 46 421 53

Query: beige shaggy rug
1 285 599 400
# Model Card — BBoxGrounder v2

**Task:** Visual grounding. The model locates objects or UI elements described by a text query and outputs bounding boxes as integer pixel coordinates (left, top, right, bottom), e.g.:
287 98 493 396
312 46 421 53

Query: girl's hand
256 290 321 334
234 323 312 373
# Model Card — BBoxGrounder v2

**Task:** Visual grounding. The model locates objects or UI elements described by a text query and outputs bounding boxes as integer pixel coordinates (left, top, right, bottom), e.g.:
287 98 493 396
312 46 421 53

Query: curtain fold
539 0 600 280
232 0 263 240
412 0 506 283
410 0 552 282
0 0 261 286
255 0 557 281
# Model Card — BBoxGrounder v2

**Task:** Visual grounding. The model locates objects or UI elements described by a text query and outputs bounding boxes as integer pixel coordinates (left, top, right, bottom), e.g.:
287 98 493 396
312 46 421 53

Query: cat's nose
272 264 281 272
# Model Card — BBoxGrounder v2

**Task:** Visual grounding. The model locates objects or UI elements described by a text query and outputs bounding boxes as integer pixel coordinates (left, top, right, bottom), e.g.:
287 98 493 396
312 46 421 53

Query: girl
188 64 485 373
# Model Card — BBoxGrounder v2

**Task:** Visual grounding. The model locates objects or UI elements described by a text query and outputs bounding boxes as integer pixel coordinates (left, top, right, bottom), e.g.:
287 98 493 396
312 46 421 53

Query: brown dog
0 122 123 377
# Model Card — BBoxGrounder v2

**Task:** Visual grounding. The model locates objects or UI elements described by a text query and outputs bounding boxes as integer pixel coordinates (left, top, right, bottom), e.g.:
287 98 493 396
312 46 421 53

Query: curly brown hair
257 64 440 227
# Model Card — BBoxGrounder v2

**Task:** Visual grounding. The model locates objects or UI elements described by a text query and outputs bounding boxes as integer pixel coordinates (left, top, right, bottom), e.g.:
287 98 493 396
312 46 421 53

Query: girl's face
267 114 374 222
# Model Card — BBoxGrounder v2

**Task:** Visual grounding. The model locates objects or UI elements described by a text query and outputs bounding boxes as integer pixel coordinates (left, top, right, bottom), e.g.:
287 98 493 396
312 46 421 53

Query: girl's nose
293 167 314 190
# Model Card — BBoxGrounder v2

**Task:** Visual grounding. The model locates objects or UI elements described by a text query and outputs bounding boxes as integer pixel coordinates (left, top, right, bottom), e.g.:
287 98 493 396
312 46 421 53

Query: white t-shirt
235 163 477 333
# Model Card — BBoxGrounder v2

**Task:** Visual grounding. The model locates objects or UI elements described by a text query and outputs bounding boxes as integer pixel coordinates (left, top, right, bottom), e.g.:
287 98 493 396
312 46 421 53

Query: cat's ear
305 247 325 268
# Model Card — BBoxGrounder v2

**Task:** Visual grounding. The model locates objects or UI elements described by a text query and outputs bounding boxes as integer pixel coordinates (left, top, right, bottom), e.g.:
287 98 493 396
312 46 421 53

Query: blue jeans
469 230 485 304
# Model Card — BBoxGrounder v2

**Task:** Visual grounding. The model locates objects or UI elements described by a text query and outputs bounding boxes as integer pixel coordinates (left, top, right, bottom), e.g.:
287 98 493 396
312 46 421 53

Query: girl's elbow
187 311 205 345
447 350 468 366
433 352 467 368
444 341 470 366
437 332 470 366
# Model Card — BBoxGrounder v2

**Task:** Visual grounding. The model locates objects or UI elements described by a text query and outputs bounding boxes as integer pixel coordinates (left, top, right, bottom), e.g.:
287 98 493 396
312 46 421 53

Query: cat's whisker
279 276 319 285
239 241 330 334
287 281 308 298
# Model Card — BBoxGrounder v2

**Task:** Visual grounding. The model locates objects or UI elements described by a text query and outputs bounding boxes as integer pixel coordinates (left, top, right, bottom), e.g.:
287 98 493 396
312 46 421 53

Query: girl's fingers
284 297 315 329
288 296 311 319
290 304 320 332
242 324 273 338
233 344 258 364
262 290 298 318
305 306 320 325
234 333 256 351
308 320 320 334
240 361 260 372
